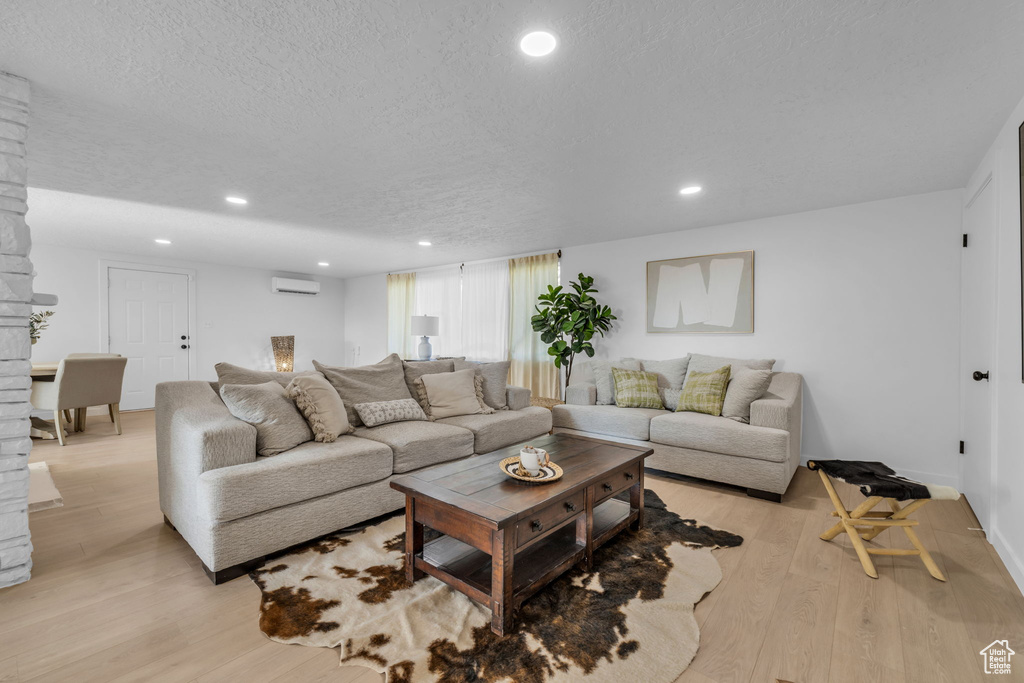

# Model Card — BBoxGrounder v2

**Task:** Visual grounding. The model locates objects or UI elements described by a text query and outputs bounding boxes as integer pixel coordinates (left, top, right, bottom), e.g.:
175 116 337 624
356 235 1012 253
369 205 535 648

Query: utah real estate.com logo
980 640 1015 675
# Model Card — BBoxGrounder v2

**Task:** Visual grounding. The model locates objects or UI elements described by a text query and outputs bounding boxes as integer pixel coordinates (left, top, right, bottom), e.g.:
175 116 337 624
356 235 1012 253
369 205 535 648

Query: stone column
0 72 33 588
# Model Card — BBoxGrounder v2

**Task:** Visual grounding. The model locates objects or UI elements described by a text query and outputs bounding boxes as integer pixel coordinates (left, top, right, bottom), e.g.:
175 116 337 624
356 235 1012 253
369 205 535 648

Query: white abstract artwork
647 251 754 333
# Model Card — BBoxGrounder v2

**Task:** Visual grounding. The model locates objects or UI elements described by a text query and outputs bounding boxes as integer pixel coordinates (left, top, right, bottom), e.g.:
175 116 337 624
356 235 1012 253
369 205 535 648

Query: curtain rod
388 248 561 276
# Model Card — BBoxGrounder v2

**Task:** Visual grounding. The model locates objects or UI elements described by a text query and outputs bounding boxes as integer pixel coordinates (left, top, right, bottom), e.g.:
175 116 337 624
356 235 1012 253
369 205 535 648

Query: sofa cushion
354 420 475 473
678 366 731 416
314 354 413 427
438 407 553 453
402 359 454 397
454 359 511 409
354 398 427 427
219 381 313 456
196 436 393 523
215 362 318 388
629 357 690 390
612 368 664 409
551 404 666 441
591 358 642 405
286 374 353 442
721 366 773 424
416 368 492 419
649 412 789 462
684 353 775 384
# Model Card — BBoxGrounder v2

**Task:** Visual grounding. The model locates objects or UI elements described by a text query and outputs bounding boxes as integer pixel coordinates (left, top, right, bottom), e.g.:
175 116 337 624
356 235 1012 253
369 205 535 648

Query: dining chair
30 356 129 445
64 353 123 431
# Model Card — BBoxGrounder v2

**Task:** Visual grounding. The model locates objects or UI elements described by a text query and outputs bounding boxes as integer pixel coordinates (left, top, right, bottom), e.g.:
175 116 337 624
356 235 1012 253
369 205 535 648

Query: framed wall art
646 250 754 333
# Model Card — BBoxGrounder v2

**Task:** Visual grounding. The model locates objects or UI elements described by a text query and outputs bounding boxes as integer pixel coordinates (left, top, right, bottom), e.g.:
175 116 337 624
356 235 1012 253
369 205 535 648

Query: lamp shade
410 315 439 336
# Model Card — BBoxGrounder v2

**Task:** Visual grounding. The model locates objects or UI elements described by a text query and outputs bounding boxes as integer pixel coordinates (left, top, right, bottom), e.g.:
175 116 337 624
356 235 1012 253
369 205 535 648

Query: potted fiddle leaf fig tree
532 273 616 394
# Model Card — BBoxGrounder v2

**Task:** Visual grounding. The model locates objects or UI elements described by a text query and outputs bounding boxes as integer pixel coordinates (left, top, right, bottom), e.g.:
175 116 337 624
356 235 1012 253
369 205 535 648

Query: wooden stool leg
902 525 946 581
845 519 879 578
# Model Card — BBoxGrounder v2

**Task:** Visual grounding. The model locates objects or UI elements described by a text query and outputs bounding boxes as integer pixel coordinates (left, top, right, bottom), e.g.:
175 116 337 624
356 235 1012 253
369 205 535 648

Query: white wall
967 92 1024 590
29 243 346 383
343 273 387 368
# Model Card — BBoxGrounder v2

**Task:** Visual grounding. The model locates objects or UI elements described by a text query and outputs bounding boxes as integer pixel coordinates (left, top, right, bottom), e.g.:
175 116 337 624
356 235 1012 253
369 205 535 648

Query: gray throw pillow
354 398 427 427
286 374 353 442
722 367 774 423
633 357 690 390
215 362 318 388
402 359 454 397
454 359 511 409
219 381 313 456
684 354 775 386
590 359 642 405
414 370 495 420
314 354 413 427
661 387 683 412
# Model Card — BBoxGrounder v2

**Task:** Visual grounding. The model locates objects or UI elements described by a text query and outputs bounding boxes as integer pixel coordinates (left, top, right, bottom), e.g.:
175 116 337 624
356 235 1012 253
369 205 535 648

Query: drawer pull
624 472 635 480
531 520 543 532
602 483 613 492
564 501 577 512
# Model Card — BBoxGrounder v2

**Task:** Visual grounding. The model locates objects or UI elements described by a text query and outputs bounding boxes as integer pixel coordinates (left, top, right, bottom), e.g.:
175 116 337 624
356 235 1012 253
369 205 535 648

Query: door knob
181 344 190 350
973 370 990 382
180 335 189 340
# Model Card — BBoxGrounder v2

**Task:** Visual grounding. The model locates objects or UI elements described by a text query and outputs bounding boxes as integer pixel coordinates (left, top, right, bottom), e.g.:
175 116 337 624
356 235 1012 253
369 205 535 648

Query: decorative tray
499 456 563 484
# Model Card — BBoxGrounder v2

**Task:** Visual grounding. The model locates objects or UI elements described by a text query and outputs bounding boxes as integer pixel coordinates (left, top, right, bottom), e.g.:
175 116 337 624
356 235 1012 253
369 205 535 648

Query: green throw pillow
612 368 664 409
677 365 731 416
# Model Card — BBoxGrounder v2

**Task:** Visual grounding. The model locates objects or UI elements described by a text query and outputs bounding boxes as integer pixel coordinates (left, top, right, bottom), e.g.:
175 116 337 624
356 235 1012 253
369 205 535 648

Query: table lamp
410 316 439 360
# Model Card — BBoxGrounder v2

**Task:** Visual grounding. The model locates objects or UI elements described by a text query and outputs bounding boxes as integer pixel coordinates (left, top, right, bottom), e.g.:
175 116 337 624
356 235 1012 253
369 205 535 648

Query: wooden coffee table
390 433 652 636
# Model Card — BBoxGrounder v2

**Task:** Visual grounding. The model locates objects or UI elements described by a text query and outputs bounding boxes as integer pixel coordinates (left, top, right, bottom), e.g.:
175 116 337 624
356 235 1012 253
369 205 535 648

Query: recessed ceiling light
520 31 557 57
418 241 432 246
225 196 248 205
154 239 171 245
679 185 703 195
318 262 329 267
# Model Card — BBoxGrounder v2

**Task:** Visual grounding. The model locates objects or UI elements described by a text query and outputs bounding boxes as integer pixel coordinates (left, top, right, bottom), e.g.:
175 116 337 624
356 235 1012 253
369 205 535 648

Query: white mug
519 448 545 476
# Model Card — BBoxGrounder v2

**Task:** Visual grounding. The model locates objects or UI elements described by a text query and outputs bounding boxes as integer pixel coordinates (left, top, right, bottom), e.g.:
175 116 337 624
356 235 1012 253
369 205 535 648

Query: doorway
101 263 195 410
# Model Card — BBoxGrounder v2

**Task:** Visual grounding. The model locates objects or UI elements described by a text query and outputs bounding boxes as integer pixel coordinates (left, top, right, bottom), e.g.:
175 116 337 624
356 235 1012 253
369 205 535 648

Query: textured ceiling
3 0 1024 277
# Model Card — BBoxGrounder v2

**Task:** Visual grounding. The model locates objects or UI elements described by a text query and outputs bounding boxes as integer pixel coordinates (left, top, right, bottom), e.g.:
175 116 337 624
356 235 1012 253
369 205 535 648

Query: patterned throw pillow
353 398 427 427
677 365 731 416
611 368 665 410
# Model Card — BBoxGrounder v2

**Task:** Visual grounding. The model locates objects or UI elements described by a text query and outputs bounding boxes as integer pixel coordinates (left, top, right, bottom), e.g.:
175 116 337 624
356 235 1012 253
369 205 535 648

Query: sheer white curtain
462 260 510 362
414 267 463 358
386 272 416 359
508 253 560 399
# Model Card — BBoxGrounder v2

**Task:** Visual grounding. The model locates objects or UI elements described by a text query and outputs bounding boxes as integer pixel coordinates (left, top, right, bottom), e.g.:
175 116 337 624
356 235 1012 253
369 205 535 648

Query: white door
108 268 191 410
960 178 997 531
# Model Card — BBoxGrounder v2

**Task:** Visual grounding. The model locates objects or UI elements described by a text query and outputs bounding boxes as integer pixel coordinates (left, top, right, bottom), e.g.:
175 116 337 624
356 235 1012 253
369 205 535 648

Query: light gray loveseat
551 358 802 502
156 376 551 583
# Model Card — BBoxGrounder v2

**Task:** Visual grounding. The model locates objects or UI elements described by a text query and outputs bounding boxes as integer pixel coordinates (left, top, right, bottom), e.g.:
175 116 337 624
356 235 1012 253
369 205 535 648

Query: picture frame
646 250 754 334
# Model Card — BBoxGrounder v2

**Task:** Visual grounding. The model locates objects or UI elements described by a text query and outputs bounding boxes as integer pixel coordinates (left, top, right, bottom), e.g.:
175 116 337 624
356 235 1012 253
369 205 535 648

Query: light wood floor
2 410 1022 683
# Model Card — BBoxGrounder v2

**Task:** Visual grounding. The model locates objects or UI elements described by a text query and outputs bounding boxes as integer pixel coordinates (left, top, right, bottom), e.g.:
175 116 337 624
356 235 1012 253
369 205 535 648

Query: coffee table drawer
516 491 585 548
594 463 640 505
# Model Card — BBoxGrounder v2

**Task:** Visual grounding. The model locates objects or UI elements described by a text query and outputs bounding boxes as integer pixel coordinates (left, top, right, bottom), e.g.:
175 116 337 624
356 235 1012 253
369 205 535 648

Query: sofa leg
163 515 176 532
202 558 266 585
746 488 783 503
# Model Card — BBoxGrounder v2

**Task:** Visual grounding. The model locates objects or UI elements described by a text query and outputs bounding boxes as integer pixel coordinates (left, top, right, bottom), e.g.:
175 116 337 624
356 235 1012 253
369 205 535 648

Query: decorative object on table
270 335 295 372
27 462 63 512
808 459 959 581
28 310 54 344
517 444 549 475
249 489 742 683
647 250 754 333
410 315 439 360
499 455 563 483
532 273 616 393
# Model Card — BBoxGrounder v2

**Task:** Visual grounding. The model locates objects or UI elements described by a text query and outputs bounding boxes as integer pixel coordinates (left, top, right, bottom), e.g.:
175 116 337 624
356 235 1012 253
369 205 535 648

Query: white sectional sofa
551 356 803 501
156 364 551 583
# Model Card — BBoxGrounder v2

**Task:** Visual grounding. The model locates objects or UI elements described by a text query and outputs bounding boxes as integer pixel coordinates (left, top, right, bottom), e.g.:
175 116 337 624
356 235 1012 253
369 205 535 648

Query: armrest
156 382 257 476
750 372 802 435
564 383 597 405
505 385 532 411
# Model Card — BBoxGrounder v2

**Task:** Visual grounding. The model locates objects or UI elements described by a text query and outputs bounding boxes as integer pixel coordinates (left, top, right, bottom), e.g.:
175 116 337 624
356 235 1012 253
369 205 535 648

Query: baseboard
798 457 959 488
990 526 1024 593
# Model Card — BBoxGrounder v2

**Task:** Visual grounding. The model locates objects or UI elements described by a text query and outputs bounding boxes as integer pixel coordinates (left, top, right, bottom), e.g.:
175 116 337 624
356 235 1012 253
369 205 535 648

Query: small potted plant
29 310 55 344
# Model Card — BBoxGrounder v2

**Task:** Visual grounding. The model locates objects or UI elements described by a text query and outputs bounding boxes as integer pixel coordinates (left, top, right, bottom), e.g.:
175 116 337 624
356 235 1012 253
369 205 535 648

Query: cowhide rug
250 490 742 683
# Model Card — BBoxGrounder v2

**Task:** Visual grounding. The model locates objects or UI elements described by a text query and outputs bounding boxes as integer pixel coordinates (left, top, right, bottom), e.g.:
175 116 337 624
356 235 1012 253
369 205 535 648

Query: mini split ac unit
271 277 320 295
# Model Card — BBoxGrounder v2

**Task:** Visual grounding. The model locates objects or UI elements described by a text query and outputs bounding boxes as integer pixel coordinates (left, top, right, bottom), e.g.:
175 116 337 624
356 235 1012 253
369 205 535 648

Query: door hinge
959 440 965 454
962 234 968 247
